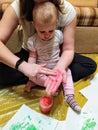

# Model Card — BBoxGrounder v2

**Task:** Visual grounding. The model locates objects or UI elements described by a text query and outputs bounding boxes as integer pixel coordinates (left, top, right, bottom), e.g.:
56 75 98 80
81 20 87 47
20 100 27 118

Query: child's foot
24 80 35 92
65 94 81 113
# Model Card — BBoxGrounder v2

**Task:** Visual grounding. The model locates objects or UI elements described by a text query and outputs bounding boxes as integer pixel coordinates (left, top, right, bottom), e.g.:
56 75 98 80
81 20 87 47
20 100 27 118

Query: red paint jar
40 96 53 114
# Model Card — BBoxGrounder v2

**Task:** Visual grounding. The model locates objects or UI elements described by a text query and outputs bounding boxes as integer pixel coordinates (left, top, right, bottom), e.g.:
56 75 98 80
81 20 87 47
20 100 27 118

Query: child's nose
45 33 50 38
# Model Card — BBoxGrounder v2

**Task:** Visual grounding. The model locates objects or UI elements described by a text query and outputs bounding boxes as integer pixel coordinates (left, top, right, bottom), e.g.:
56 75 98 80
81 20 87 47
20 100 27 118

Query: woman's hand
18 61 56 81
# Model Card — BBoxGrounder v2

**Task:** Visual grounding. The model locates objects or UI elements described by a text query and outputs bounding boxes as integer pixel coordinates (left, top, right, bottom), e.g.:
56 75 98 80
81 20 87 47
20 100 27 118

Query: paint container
40 96 53 114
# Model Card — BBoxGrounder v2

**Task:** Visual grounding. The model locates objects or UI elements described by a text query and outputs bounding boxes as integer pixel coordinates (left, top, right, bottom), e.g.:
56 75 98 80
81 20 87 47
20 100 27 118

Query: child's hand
45 69 62 96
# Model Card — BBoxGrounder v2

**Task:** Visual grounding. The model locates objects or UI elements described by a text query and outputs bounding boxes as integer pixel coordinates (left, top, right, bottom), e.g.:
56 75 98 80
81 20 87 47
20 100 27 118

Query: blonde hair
33 2 58 25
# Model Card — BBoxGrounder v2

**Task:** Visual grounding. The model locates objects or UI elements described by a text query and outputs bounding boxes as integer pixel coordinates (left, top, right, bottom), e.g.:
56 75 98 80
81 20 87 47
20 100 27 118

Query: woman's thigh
69 53 97 82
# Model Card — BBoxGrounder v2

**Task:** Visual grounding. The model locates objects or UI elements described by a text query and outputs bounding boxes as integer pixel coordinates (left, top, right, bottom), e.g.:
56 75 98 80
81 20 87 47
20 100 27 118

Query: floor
0 54 98 130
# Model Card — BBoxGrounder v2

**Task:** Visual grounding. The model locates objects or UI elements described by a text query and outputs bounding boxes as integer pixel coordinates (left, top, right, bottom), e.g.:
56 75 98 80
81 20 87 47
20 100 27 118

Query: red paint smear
40 96 53 106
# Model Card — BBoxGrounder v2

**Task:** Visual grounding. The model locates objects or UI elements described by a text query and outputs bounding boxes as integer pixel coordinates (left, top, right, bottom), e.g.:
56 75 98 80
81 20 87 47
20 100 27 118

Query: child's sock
65 94 81 113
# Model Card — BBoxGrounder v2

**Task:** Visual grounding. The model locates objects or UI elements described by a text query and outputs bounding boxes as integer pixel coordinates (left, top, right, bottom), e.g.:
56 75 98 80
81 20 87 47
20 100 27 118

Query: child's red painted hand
45 69 62 96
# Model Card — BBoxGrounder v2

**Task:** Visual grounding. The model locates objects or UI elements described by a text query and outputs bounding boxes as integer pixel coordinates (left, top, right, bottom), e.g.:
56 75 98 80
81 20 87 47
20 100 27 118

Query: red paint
40 96 53 114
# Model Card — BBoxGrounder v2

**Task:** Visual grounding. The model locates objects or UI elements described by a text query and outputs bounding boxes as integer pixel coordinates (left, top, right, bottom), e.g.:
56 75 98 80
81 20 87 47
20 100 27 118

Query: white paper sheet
62 72 98 130
3 104 62 130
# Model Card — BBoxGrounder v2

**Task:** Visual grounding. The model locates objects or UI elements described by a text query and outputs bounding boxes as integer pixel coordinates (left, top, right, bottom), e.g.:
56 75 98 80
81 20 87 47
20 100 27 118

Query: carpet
0 54 98 128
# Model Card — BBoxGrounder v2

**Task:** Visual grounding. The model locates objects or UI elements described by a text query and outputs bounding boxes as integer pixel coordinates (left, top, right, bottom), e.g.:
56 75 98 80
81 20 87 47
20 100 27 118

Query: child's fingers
45 69 63 95
51 80 61 95
51 82 59 95
45 78 53 95
44 77 49 87
51 73 62 94
45 76 57 95
44 76 55 86
48 80 56 95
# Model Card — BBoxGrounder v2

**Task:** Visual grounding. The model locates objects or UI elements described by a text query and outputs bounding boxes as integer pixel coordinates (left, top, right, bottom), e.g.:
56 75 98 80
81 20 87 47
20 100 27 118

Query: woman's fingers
39 67 56 75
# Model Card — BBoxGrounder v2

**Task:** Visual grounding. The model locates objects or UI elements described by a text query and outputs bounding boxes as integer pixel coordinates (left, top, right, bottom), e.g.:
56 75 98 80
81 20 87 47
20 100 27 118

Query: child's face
34 22 56 41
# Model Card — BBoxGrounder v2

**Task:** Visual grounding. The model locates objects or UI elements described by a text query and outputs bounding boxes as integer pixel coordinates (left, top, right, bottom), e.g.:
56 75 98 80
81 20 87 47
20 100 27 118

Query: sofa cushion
0 0 13 11
67 0 97 7
0 0 23 53
75 7 98 26
0 0 98 27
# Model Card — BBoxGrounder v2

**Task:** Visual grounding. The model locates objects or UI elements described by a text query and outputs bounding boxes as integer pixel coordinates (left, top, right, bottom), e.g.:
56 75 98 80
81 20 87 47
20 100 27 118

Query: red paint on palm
45 69 62 95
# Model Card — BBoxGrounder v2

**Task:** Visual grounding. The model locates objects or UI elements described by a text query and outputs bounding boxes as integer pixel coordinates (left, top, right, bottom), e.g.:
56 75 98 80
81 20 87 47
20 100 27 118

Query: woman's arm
45 18 76 95
56 17 76 71
54 17 76 85
0 6 55 79
0 6 19 68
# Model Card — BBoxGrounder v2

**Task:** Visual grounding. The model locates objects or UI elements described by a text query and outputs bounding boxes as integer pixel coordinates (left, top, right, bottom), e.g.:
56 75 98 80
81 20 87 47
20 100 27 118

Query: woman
0 0 96 88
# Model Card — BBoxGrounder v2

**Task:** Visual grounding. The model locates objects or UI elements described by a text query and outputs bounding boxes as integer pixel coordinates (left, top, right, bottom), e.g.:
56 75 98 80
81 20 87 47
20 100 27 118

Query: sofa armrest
0 0 23 53
66 0 97 7
0 0 13 19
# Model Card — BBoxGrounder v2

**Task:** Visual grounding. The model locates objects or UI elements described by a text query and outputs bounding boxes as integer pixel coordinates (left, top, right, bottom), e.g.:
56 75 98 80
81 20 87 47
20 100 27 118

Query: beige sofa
67 0 98 53
1 0 98 53
0 0 22 53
